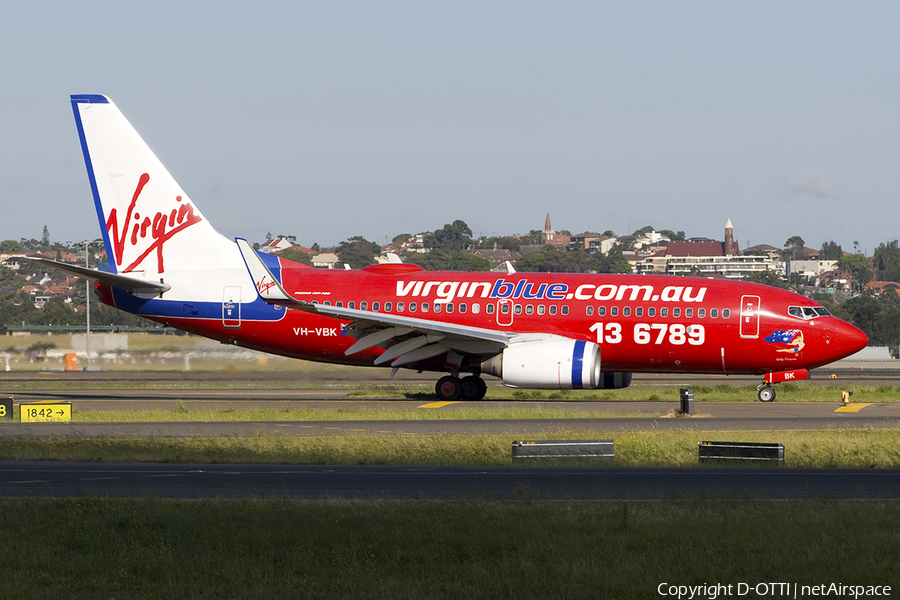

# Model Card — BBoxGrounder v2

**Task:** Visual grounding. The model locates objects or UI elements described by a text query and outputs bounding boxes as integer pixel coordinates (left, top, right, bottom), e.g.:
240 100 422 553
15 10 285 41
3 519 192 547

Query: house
312 253 340 269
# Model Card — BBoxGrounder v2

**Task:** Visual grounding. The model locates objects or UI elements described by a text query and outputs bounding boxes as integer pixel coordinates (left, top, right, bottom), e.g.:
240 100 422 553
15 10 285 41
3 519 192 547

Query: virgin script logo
105 173 202 273
256 275 277 295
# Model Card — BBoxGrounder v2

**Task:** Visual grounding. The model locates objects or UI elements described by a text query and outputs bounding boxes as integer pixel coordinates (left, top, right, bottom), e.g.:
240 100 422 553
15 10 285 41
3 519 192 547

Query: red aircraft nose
833 319 868 359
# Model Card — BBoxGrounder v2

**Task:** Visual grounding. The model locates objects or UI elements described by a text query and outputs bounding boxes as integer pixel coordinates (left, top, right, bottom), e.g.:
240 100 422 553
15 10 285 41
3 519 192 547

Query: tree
873 240 900 283
783 236 807 261
406 250 490 271
337 236 381 269
659 229 686 242
278 248 312 266
838 254 874 289
0 240 23 253
41 226 50 247
820 241 843 261
425 220 473 251
391 233 412 248
743 269 788 289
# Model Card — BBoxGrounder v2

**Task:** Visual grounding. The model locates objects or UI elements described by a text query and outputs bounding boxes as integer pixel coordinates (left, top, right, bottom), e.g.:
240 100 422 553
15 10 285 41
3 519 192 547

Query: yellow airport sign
20 403 72 423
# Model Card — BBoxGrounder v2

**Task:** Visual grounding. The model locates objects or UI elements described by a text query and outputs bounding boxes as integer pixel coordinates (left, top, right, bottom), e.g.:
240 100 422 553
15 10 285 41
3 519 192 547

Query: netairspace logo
657 582 892 599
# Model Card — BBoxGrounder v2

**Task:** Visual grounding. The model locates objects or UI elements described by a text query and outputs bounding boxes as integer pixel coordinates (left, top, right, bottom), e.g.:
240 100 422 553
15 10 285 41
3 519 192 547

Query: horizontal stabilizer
29 257 170 295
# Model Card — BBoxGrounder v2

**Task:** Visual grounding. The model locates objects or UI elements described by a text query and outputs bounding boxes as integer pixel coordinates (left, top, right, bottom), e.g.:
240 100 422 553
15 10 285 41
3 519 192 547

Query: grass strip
0 497 897 599
67 406 654 422
2 428 899 468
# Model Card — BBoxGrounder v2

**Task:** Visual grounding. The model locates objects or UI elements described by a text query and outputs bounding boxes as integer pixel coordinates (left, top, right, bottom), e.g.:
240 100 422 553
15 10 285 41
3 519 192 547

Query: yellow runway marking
418 401 461 409
835 403 873 413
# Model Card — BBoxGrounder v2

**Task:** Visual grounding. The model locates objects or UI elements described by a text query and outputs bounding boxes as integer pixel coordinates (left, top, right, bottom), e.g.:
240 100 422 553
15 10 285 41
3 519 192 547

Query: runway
1 461 899 499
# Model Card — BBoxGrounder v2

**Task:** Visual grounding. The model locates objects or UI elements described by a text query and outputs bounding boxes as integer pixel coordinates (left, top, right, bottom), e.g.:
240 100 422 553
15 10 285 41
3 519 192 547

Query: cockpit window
789 305 830 319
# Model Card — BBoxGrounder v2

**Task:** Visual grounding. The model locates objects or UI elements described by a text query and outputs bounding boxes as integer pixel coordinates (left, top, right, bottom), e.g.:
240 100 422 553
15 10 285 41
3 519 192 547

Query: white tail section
71 95 230 276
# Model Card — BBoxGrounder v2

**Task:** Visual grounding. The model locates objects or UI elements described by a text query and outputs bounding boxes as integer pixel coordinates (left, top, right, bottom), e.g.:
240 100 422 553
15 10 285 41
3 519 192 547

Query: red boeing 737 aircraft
38 95 868 402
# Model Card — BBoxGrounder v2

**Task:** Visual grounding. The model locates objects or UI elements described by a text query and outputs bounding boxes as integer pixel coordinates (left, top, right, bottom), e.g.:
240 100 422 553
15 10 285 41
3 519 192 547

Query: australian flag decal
764 329 804 353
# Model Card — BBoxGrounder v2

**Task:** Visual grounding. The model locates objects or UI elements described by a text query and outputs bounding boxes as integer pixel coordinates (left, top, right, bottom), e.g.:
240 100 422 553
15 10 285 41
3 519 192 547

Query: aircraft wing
28 257 171 295
236 238 509 367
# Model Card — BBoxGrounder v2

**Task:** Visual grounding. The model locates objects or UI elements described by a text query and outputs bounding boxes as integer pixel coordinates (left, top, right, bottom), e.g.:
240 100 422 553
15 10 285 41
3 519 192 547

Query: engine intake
480 336 602 389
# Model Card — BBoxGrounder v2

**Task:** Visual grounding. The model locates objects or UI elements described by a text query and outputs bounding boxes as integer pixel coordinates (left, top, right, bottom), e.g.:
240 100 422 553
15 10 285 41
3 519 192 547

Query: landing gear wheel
435 376 462 401
757 386 776 402
460 375 488 401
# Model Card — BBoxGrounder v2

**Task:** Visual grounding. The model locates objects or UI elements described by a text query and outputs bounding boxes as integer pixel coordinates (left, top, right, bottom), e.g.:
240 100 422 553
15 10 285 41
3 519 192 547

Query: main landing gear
435 375 487 401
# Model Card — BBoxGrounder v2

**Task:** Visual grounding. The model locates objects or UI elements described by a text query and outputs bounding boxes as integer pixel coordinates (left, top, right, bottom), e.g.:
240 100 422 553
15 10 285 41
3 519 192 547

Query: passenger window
673 308 681 318
361 301 368 311
526 305 534 315
385 302 392 312
422 302 429 313
459 303 467 313
349 301 355 309
409 302 417 312
472 303 480 314
446 303 454 313
561 305 569 316
635 307 643 317
397 302 404 312
434 303 442 313
501 304 509 314
586 306 594 316
598 306 606 316
486 304 494 314
538 305 545 315
710 308 718 318
336 301 343 307
698 308 705 318
685 308 693 318
514 304 522 315
661 307 668 318
623 307 631 317
723 309 730 319
549 305 557 315
323 301 331 306
611 306 618 317
648 307 656 317
372 302 380 311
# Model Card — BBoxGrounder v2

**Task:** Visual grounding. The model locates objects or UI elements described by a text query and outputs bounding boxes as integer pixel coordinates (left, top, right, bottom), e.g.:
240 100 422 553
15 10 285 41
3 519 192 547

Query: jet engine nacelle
598 371 632 389
480 335 602 389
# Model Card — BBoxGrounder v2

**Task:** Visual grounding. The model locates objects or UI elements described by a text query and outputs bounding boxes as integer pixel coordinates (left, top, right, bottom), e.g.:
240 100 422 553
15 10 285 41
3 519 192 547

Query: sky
2 1 899 254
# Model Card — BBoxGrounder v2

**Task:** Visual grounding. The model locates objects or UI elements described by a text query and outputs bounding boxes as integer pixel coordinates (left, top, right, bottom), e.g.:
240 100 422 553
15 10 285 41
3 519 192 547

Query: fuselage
98 261 868 377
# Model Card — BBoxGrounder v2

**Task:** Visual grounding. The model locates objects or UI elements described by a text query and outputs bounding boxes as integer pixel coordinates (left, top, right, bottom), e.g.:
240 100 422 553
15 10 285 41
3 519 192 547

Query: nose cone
834 319 868 359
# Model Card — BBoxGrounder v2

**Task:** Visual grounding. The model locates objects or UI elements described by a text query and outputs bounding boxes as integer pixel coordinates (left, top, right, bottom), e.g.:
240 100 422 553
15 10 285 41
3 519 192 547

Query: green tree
0 240 24 253
783 236 807 261
337 236 381 269
391 233 412 248
743 269 788 289
838 254 874 289
659 229 686 242
41 226 50 247
425 220 473 251
819 241 843 261
278 248 312 266
873 240 900 282
405 250 490 271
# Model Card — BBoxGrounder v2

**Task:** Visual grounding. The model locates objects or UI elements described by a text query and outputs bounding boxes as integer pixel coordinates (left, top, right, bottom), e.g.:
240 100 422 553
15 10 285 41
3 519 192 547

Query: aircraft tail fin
70 95 228 276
